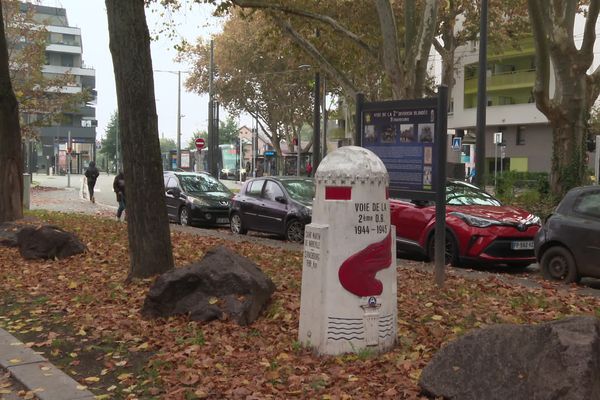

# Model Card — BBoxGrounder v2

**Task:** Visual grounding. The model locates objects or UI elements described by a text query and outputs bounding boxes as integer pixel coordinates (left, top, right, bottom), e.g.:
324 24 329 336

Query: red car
391 181 541 267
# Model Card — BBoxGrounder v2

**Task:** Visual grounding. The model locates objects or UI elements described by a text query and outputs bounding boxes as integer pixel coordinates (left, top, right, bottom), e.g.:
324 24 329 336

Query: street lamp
155 69 190 170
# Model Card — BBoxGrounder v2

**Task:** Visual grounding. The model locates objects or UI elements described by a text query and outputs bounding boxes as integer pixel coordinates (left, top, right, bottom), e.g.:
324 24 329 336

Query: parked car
230 177 314 242
535 185 600 283
163 171 233 227
391 180 541 267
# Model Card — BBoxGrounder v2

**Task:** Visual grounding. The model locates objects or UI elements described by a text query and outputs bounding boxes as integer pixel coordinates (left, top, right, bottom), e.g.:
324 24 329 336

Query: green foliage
159 138 177 153
100 112 118 161
219 116 240 145
495 171 557 219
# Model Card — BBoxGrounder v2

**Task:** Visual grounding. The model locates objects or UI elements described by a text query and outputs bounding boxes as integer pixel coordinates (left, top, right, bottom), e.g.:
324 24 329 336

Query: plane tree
105 0 174 278
528 0 600 196
180 11 315 156
0 0 23 223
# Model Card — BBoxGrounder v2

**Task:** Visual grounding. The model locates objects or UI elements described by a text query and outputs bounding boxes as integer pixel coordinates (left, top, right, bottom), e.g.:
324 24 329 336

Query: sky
38 0 236 146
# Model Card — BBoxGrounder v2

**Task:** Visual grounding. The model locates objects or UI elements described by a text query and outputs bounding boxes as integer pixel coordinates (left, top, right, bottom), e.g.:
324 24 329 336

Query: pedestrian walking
84 161 100 203
113 171 126 221
306 161 313 177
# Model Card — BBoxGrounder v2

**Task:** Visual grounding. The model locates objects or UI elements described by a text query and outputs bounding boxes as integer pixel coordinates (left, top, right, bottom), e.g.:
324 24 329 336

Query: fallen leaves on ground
0 210 599 399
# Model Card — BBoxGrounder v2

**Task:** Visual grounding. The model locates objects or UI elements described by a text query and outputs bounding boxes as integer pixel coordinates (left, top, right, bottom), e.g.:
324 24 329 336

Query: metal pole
475 0 488 187
214 101 220 177
322 76 327 158
208 40 214 176
355 93 365 146
239 136 242 181
67 130 71 188
434 85 448 288
313 70 321 171
297 133 301 176
252 127 256 178
177 70 181 170
494 142 498 190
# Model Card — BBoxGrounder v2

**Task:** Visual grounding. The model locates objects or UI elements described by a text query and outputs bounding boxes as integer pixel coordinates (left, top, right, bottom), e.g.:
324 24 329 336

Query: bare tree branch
579 0 600 67
528 0 554 115
375 0 403 98
273 18 359 98
230 0 378 59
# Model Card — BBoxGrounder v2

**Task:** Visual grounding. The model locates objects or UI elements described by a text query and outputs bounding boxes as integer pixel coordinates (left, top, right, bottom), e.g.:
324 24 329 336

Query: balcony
464 69 536 94
46 43 81 54
43 64 95 77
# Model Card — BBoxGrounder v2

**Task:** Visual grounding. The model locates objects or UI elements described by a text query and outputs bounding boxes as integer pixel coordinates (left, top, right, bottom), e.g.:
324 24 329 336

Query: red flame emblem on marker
338 232 392 297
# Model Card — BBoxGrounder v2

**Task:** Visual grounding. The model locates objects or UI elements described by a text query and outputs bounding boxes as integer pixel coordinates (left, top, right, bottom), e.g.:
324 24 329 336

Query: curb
0 328 95 400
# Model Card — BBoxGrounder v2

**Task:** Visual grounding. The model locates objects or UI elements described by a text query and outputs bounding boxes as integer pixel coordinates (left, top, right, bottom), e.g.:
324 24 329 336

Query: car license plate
511 241 534 250
217 218 229 224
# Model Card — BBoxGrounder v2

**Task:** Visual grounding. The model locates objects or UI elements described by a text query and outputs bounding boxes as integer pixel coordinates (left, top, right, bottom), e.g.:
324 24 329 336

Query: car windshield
281 179 315 203
178 174 230 194
446 182 501 206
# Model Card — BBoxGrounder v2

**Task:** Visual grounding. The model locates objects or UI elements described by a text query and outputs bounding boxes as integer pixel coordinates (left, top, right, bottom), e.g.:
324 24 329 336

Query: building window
61 54 73 67
516 125 526 145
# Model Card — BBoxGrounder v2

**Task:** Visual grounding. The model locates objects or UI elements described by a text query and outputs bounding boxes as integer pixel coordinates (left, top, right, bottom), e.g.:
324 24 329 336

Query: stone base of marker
298 146 397 356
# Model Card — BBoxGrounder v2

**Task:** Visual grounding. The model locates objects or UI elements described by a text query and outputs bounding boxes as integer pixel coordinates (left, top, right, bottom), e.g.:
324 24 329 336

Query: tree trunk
546 73 588 197
0 3 23 223
105 0 174 278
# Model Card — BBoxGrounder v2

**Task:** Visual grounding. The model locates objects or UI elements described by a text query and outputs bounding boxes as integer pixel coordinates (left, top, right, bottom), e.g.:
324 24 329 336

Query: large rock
141 245 276 325
16 225 87 260
0 222 20 247
419 316 600 400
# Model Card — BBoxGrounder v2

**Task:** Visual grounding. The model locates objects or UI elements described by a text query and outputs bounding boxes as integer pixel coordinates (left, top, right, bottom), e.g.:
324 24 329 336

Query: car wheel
285 219 305 243
230 213 247 235
427 232 459 267
179 207 191 226
541 246 578 283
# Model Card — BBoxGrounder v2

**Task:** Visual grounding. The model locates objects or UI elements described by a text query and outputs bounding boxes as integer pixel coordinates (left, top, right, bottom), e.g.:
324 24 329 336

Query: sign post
356 86 448 286
67 131 71 188
493 132 502 190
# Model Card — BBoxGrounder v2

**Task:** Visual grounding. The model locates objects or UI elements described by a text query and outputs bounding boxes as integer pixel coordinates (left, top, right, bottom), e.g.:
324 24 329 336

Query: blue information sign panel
361 98 438 200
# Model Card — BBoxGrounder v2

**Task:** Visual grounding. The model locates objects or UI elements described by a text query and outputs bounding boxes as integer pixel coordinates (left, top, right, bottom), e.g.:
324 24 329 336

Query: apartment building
23 3 97 174
448 37 554 175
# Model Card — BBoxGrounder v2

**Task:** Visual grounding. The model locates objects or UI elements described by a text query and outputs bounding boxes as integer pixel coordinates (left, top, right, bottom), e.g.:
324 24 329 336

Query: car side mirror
411 200 429 207
167 187 181 197
275 196 287 204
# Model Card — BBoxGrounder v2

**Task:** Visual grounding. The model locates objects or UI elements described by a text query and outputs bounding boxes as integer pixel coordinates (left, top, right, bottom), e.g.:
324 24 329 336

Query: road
27 172 600 295
30 172 242 212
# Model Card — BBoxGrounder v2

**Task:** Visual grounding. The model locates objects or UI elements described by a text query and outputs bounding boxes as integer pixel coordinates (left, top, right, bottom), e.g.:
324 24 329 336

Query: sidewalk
0 329 94 400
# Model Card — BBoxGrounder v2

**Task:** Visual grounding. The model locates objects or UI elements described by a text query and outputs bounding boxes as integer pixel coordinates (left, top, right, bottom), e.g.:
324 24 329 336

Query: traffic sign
451 137 462 151
195 138 205 150
493 132 503 144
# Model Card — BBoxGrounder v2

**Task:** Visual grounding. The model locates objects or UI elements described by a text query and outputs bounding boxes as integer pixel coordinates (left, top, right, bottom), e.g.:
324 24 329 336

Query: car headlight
529 215 541 226
449 211 501 228
192 197 209 207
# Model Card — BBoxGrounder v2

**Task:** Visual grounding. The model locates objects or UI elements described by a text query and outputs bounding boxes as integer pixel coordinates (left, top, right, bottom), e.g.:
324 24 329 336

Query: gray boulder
16 225 86 259
419 316 600 400
141 245 276 326
0 222 20 247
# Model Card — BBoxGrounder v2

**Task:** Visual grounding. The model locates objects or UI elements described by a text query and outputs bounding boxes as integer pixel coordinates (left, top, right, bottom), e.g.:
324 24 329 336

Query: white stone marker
299 146 397 355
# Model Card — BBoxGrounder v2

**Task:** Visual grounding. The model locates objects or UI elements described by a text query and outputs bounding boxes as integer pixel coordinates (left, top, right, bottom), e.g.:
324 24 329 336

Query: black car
163 171 233 227
229 177 314 242
534 185 600 282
